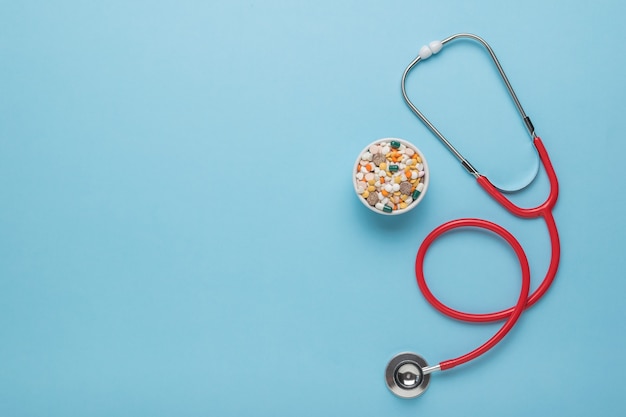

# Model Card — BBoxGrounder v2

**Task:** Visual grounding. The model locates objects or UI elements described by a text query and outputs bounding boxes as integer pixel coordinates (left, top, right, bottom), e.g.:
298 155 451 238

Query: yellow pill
415 156 422 163
401 194 408 201
393 191 401 196
400 202 408 209
394 176 402 184
368 179 375 185
368 185 376 192
410 179 417 184
379 162 387 170
362 190 369 198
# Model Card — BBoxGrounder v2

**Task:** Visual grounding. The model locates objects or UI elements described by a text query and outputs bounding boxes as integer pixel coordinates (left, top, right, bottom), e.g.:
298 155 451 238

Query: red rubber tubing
477 137 559 218
415 219 531 370
415 137 560 371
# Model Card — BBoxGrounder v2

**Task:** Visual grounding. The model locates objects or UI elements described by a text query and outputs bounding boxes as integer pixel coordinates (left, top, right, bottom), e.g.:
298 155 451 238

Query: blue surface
1 1 625 416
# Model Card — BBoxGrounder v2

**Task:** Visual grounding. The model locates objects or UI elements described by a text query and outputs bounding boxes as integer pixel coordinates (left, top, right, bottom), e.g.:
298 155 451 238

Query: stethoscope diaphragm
385 353 431 398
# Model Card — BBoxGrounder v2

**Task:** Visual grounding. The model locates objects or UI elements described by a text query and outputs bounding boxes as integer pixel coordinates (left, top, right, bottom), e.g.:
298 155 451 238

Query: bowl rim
353 137 430 216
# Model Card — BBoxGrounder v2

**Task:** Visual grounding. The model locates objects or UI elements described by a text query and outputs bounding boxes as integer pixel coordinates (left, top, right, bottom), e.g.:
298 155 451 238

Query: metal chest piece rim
385 352 431 398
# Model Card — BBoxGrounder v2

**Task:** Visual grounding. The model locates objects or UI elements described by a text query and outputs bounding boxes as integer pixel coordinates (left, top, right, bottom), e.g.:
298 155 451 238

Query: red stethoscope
385 33 560 398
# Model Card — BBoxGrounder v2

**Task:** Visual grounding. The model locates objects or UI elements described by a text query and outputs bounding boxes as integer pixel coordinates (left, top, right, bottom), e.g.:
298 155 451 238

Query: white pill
374 181 381 187
378 192 384 200
418 171 425 178
374 167 380 174
384 184 393 193
429 40 443 54
411 171 418 180
399 144 406 151
392 183 400 192
401 174 407 181
356 186 365 194
381 197 389 205
381 146 390 154
361 166 368 174
405 197 413 204
417 163 424 171
399 163 406 170
360 160 367 166
405 148 415 156
369 145 380 154
356 172 364 180
362 151 372 161
375 202 384 210
419 45 432 59
417 183 425 192
365 173 375 181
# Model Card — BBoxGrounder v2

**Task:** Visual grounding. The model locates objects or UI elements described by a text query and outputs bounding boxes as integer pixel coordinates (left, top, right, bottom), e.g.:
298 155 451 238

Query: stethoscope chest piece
385 353 430 398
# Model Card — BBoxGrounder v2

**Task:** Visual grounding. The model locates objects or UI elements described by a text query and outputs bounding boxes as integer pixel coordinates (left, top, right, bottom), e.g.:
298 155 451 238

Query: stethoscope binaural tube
387 33 561 398
400 33 539 183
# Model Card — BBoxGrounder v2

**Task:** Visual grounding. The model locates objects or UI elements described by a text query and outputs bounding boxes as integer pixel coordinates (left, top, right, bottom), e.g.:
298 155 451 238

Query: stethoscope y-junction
385 33 560 398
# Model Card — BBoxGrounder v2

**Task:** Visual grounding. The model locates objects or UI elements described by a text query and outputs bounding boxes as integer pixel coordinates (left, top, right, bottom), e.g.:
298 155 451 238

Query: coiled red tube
414 138 560 371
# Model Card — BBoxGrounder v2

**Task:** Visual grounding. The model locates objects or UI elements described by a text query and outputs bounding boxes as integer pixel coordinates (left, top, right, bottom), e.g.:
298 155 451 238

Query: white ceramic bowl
353 138 430 215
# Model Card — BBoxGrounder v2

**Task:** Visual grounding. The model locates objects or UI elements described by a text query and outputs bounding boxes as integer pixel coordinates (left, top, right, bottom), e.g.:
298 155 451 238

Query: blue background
1 0 625 416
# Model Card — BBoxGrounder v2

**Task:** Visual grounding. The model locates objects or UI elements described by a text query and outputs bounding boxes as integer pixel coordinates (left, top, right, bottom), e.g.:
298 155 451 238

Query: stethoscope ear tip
385 352 431 398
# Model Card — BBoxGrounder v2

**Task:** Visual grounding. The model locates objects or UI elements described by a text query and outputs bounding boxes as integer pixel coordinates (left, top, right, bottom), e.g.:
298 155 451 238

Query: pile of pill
355 140 426 213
